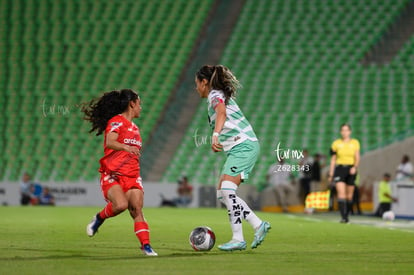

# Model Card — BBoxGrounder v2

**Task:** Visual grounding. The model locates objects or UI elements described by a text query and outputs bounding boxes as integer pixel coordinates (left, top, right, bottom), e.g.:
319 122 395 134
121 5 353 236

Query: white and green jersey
207 89 258 152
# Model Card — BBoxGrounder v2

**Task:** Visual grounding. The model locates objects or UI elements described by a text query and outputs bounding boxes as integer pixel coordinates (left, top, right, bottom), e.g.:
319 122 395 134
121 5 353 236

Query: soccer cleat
141 244 158 256
340 218 349 224
251 221 271 249
86 214 104 237
218 240 247 251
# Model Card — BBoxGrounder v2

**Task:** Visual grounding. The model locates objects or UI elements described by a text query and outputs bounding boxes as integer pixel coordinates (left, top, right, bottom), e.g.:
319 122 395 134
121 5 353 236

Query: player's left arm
214 102 226 134
351 141 360 175
211 102 226 152
328 142 337 181
106 132 140 156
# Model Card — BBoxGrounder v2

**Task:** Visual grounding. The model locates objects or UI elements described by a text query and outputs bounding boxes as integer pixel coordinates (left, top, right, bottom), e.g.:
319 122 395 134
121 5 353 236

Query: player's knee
113 200 128 213
128 203 143 217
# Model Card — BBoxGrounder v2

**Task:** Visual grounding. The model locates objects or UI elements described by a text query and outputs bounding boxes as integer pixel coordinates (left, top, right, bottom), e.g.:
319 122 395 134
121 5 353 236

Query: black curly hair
82 89 139 136
196 65 241 104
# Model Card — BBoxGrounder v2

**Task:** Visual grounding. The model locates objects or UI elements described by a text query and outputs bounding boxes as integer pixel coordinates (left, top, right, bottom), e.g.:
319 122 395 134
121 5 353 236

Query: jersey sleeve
210 96 224 110
106 118 124 134
208 91 225 110
330 140 337 155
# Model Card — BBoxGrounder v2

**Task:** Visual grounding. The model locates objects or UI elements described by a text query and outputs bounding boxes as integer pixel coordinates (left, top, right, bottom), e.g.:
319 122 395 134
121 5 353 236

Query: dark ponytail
82 89 138 136
196 65 241 104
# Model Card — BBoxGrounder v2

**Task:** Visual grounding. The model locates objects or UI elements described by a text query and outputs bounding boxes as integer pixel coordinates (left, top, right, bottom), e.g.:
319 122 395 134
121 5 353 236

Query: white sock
221 181 263 230
238 196 262 230
221 181 244 242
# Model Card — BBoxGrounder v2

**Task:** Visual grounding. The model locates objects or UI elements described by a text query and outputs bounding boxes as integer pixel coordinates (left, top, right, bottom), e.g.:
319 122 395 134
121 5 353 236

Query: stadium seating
2 0 413 186
164 0 414 186
1 0 213 181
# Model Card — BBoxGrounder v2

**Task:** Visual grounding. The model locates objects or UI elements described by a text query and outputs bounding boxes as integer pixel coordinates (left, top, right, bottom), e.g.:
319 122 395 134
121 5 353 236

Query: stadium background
1 0 413 209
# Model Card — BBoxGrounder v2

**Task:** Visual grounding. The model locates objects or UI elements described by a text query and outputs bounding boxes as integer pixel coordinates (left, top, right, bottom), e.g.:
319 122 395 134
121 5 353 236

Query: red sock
134 221 150 246
98 202 115 220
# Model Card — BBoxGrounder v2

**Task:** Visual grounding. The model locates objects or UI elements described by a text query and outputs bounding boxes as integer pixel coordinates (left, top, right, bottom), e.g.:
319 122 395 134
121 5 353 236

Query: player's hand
393 198 398 203
211 135 222 152
350 166 357 175
124 145 141 156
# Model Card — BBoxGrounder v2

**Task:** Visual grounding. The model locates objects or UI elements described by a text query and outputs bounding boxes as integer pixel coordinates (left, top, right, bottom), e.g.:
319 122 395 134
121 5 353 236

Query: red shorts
100 172 144 200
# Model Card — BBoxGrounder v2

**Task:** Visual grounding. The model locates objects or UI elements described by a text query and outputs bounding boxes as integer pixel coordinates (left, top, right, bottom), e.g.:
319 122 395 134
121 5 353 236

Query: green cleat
218 240 247 251
251 221 271 249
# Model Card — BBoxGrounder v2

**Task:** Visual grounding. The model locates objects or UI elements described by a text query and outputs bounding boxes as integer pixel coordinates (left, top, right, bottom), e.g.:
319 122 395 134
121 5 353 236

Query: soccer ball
382 211 395 221
189 226 215 251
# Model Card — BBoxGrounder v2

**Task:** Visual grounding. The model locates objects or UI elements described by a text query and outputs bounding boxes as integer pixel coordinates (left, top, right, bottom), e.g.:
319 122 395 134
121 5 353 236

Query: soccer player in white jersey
195 65 271 251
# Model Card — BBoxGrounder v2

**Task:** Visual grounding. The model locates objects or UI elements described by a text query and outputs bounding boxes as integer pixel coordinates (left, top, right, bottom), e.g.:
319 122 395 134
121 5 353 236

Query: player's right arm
350 139 360 175
211 99 226 152
328 155 336 182
328 141 337 182
106 132 140 156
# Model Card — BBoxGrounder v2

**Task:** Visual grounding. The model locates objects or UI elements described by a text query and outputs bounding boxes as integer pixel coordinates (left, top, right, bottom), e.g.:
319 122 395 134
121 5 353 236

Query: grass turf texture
0 207 413 275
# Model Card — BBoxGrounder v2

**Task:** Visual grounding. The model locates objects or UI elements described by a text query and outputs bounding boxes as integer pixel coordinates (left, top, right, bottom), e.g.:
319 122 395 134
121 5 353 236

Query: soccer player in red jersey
82 89 157 256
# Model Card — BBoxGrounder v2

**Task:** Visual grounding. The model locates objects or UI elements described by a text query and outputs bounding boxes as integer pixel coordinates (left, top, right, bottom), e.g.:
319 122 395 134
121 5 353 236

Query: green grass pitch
0 207 413 275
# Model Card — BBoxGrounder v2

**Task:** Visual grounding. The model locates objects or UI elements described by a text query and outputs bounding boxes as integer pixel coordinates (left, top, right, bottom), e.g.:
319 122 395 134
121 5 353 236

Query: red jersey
99 114 142 177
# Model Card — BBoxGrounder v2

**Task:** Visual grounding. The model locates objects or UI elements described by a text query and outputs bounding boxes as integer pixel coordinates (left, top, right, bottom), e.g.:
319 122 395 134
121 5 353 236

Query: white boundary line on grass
284 214 414 233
